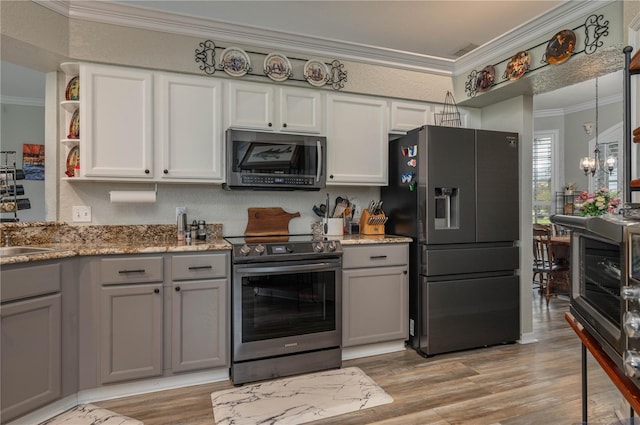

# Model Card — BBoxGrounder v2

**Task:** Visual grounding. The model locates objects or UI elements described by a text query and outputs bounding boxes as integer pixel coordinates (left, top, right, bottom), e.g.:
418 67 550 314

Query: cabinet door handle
268 122 273 127
283 123 287 128
403 270 408 274
370 255 387 260
118 269 145 274
145 169 150 174
188 265 213 270
154 288 160 294
175 286 181 292
163 169 168 174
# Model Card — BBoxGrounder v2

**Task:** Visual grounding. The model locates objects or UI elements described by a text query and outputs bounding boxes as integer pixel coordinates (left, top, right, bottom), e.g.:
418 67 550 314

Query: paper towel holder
109 183 158 204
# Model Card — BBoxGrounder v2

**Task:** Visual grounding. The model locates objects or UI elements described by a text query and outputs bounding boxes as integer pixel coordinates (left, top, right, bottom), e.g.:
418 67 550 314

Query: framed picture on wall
23 143 44 180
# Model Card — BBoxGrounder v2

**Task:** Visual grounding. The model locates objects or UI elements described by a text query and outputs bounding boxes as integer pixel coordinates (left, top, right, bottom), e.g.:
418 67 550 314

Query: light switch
72 205 92 222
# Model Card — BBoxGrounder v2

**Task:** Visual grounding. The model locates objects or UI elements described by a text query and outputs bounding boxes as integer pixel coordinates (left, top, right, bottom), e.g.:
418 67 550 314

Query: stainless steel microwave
223 128 326 191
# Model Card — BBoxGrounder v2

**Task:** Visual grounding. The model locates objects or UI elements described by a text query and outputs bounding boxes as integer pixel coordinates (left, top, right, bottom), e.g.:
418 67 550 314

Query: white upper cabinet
227 81 324 134
78 64 224 182
326 93 388 186
81 64 154 179
155 73 224 182
389 101 432 133
278 87 324 134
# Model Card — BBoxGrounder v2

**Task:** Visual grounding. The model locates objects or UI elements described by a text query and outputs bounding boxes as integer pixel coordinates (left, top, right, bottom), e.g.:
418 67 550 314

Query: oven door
232 258 342 362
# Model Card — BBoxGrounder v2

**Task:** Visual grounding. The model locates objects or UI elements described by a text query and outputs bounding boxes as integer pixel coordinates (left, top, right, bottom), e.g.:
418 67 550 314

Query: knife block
359 209 386 235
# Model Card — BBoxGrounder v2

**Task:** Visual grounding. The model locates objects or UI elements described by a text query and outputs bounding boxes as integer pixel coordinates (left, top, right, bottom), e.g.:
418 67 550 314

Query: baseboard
77 368 229 403
342 340 406 361
6 395 78 425
518 332 539 344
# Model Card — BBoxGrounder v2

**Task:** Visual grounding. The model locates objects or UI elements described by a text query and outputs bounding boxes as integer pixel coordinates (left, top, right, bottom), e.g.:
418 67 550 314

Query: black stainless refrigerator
381 125 520 356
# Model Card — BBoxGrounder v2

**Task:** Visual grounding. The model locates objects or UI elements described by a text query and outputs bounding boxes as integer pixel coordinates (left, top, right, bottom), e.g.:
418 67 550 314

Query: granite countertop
0 240 232 265
336 234 413 245
0 223 412 265
0 222 230 265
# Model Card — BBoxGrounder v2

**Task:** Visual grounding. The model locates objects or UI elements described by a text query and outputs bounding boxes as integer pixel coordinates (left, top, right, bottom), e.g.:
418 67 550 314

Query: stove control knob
313 242 324 253
624 311 640 338
327 240 337 252
254 244 266 255
622 286 640 301
625 350 640 378
239 244 251 256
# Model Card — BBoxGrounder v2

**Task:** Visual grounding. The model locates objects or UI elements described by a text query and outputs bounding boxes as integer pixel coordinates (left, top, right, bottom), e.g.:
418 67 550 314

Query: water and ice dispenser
434 187 459 229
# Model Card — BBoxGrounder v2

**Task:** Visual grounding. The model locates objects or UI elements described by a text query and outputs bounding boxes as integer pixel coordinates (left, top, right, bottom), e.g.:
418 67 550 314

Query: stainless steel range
226 235 342 385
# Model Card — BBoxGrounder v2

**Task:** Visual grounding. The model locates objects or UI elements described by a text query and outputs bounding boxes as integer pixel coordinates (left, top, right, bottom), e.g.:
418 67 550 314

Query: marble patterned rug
39 403 143 425
211 367 393 425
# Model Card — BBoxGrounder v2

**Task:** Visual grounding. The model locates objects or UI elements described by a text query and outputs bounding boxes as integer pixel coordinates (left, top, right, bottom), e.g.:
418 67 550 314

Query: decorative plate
68 109 79 139
264 53 292 82
476 65 495 92
304 60 329 87
65 146 79 177
220 47 251 77
503 51 530 81
545 29 576 65
65 76 79 101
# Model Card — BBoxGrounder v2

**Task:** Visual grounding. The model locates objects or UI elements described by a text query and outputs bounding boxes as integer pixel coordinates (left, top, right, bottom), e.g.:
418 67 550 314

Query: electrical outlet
176 207 186 219
72 206 92 222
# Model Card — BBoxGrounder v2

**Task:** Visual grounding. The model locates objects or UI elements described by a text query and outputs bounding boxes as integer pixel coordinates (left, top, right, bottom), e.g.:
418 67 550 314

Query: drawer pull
370 255 387 260
118 269 146 274
188 265 213 270
175 286 181 292
154 288 160 294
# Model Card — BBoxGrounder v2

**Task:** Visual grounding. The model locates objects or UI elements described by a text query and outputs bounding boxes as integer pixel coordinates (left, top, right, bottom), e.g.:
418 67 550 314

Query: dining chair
533 224 550 293
535 226 571 305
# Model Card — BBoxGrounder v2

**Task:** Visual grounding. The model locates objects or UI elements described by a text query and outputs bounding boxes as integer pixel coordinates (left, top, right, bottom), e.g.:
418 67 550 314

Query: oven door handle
316 140 323 183
237 262 337 274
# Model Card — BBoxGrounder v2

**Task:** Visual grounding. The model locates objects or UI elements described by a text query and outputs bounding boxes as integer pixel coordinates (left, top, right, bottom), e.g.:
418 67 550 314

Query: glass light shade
580 156 596 174
606 156 616 173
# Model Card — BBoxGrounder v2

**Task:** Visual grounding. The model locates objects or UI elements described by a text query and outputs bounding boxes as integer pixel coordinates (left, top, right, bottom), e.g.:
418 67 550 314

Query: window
588 123 623 196
532 131 559 224
593 141 619 194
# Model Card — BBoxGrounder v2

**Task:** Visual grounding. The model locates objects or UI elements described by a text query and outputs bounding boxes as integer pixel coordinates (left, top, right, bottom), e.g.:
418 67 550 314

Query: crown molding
31 1 618 78
534 93 622 118
453 0 615 76
35 0 454 75
534 108 566 119
1 95 45 107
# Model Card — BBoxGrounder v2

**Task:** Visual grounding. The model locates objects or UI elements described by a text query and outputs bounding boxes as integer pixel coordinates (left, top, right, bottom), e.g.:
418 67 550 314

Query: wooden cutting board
244 207 301 236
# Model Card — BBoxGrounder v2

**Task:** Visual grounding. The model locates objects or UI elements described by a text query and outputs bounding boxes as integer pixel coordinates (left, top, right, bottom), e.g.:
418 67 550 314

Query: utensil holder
359 209 386 235
323 217 343 236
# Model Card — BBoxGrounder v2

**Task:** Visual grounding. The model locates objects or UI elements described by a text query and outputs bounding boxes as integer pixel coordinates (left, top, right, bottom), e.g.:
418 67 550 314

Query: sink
0 246 55 256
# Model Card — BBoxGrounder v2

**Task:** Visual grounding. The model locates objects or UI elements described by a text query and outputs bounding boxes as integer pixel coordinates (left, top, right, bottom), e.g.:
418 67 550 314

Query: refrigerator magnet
401 147 408 156
407 145 418 157
401 173 414 183
407 159 417 167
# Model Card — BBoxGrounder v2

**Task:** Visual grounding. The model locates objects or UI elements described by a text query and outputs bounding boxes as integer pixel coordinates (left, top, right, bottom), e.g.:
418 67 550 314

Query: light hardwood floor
96 292 628 424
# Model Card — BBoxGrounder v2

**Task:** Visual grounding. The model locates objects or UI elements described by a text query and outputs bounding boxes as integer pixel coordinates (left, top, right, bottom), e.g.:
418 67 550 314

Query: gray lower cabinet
99 257 164 384
1 263 62 423
342 244 409 347
170 252 229 373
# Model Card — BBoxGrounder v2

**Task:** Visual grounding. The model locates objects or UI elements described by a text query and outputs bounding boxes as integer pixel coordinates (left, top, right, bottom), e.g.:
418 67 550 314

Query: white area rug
39 403 143 425
211 367 393 425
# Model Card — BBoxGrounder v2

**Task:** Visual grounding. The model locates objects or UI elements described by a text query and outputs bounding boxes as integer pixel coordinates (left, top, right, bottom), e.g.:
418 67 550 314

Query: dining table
549 235 571 263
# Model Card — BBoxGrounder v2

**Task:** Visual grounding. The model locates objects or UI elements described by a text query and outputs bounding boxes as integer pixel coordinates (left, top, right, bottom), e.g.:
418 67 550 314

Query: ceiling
1 0 624 111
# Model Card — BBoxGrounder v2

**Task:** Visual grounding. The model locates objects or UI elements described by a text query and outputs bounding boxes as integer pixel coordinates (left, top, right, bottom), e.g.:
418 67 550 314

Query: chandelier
580 77 616 176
